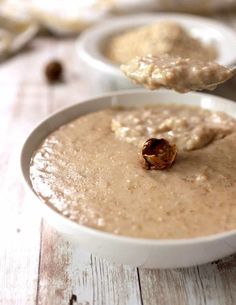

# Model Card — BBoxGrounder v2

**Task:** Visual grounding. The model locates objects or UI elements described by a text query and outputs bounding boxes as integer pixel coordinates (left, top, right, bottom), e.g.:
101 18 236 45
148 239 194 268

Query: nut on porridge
30 104 236 239
141 138 177 170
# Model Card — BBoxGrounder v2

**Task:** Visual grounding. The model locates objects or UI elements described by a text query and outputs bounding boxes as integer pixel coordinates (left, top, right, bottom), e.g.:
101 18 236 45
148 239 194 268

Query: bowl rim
76 12 236 78
21 89 236 246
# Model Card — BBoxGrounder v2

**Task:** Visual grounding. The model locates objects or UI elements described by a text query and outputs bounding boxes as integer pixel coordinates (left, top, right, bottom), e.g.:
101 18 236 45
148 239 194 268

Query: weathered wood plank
0 198 41 305
89 256 141 305
138 254 236 305
37 224 142 305
0 80 49 304
0 37 58 305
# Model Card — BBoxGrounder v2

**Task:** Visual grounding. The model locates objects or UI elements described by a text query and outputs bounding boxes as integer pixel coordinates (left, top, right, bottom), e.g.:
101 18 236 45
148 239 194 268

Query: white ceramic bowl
76 13 236 92
21 89 236 269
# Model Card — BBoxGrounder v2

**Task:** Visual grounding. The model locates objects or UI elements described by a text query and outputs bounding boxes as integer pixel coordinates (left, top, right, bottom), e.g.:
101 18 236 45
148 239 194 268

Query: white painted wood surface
0 14 236 305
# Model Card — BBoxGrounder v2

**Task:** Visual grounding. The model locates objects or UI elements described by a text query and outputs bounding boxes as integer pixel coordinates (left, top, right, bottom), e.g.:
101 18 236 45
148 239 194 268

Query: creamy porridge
121 55 234 93
30 104 236 239
105 21 217 64
112 104 235 151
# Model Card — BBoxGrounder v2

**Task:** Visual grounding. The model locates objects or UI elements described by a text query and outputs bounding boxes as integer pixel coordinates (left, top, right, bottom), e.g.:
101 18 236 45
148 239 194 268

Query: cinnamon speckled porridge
30 104 236 239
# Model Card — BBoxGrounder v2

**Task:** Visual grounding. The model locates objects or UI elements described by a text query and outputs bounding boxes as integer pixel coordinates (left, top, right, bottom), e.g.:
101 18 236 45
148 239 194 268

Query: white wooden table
1 16 236 304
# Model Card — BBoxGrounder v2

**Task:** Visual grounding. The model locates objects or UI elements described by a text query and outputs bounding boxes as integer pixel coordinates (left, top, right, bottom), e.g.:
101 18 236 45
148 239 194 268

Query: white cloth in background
28 0 109 35
0 0 37 58
1 0 236 36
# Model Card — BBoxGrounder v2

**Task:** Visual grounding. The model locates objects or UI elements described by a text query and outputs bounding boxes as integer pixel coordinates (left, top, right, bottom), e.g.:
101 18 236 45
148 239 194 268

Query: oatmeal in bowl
30 103 236 239
21 90 236 268
104 21 217 65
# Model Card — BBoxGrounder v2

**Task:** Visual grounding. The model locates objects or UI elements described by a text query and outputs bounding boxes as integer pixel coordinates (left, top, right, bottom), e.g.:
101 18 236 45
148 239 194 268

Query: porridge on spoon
121 54 234 93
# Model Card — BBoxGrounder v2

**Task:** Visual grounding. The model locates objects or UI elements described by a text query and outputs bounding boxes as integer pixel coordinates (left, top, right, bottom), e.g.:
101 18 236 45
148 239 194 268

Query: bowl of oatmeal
21 89 236 268
76 13 236 93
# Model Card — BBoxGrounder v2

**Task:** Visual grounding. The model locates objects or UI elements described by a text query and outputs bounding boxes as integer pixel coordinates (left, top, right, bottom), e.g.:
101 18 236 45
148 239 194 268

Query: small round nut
45 60 63 83
141 138 177 170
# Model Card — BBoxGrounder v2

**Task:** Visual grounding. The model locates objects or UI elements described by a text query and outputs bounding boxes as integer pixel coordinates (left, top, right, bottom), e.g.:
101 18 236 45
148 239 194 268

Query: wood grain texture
37 223 142 305
139 255 236 305
0 37 72 305
0 78 47 304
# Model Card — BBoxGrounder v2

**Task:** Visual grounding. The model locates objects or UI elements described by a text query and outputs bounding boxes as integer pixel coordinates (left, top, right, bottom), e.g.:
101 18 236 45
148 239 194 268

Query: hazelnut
45 60 63 83
141 138 177 170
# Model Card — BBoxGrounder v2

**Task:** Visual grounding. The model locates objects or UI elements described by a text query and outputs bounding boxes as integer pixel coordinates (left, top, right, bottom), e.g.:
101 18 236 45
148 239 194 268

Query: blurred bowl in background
28 0 109 35
76 13 236 93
